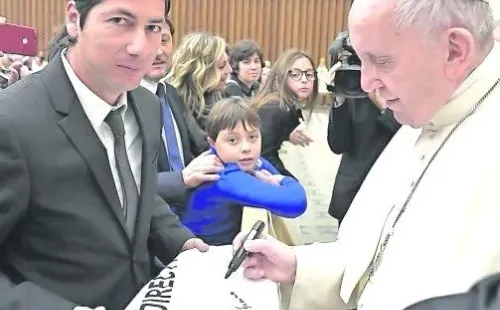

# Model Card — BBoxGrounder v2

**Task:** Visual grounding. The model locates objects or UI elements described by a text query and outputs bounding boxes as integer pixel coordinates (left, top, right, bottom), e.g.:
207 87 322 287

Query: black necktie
105 107 139 237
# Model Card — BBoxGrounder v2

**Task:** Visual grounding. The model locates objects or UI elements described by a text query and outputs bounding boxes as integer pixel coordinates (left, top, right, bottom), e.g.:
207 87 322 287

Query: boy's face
210 122 261 172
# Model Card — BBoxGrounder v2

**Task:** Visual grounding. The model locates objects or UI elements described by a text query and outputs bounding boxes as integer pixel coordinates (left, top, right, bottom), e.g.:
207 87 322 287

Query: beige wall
171 0 352 64
0 0 351 64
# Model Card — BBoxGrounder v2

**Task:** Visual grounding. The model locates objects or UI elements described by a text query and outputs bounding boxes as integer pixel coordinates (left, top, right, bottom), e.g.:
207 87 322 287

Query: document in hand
125 245 281 310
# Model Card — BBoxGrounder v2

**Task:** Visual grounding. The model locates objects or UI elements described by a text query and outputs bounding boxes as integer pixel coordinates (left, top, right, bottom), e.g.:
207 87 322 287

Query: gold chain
367 78 500 279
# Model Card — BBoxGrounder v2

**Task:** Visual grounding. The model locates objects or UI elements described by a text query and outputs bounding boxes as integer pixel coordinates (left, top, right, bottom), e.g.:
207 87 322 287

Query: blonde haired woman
251 49 318 178
167 32 232 155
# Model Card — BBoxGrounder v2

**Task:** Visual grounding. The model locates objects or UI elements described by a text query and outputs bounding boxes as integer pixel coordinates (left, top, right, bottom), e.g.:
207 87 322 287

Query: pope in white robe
234 1 500 310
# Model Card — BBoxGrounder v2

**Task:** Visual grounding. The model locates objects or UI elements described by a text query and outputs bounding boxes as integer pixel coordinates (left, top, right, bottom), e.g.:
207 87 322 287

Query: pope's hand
232 232 297 284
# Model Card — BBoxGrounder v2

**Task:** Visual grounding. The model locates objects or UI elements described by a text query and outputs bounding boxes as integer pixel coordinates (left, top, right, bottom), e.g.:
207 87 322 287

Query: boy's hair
206 97 261 141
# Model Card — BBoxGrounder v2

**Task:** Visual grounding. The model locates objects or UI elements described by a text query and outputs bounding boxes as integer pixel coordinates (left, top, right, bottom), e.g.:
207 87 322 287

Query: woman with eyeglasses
250 49 318 178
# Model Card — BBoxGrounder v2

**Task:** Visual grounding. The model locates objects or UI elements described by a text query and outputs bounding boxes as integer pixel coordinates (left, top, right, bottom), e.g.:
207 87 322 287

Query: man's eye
375 58 392 68
147 25 162 33
110 17 127 25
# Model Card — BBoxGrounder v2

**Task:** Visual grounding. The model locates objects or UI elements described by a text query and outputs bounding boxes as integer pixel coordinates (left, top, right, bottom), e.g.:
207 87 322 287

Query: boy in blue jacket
182 97 307 245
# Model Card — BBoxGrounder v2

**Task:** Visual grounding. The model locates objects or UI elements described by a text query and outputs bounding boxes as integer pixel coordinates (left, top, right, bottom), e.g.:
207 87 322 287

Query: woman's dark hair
229 40 264 76
48 0 172 61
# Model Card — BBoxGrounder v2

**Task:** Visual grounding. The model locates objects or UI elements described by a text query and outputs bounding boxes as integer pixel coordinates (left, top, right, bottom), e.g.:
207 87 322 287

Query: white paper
125 245 281 310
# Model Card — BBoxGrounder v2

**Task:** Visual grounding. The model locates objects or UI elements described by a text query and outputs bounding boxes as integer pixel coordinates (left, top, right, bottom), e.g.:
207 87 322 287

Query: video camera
327 31 366 98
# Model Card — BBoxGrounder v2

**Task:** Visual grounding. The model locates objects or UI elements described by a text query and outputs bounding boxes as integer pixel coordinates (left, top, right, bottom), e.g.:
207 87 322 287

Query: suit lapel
128 89 157 246
45 54 129 239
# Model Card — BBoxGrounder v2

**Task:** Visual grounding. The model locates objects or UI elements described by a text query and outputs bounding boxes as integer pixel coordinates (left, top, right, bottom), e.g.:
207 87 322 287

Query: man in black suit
0 1 207 310
141 17 223 217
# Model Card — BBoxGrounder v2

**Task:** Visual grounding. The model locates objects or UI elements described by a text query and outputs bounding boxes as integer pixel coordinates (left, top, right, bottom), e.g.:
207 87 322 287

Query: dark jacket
256 100 302 178
224 76 258 98
404 273 500 310
185 91 222 156
327 96 400 223
0 54 193 310
156 82 195 216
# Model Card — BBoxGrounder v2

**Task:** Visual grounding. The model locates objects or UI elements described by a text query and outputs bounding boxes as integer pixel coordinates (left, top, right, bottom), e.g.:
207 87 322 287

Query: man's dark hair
165 16 175 36
48 0 172 61
206 97 261 141
229 40 264 76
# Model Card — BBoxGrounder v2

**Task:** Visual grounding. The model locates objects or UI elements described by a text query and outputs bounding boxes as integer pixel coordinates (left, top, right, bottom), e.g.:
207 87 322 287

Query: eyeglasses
288 69 316 81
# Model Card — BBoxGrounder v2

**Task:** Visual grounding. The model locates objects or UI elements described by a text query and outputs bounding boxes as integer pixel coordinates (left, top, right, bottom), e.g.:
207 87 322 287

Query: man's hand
182 149 223 188
182 238 209 252
327 61 342 85
8 61 22 85
5 60 33 85
253 169 284 186
367 89 386 111
288 127 313 147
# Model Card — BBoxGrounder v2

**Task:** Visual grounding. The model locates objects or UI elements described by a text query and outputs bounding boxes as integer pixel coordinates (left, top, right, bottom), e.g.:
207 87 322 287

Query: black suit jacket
0 54 194 310
404 273 500 310
257 100 300 178
327 97 400 223
156 83 194 214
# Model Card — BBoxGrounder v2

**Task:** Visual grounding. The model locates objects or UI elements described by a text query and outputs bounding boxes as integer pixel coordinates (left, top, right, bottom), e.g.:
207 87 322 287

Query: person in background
167 32 232 155
225 39 264 98
261 60 271 84
327 60 401 224
183 97 307 245
141 18 223 218
33 51 48 71
251 48 317 178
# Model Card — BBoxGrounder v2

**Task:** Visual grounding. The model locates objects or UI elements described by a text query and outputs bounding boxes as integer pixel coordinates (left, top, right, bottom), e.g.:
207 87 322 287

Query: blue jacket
181 157 307 245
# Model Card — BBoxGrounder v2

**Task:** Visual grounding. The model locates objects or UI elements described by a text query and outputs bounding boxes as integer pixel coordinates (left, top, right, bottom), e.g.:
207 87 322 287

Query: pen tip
224 271 231 279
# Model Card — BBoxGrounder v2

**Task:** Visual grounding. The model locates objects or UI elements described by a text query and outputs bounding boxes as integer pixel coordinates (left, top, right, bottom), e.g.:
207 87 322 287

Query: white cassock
286 44 500 310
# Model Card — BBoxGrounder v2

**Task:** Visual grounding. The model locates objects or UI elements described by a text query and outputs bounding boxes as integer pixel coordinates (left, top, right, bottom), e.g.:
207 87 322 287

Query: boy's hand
254 170 284 186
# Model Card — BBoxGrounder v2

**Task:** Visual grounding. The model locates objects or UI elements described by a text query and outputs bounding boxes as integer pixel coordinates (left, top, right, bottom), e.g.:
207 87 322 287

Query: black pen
225 220 265 279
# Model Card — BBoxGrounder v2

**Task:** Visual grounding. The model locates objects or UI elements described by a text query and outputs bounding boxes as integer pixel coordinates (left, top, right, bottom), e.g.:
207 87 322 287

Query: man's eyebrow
109 9 164 24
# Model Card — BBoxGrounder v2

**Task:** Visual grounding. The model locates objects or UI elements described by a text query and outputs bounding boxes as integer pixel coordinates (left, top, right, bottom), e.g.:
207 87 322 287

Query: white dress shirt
62 51 143 206
141 79 185 165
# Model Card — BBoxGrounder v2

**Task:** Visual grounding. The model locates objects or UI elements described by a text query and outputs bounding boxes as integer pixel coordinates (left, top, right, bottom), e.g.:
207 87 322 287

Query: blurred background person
251 48 317 178
167 32 232 155
261 60 271 84
326 30 400 224
141 18 223 218
225 39 264 98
